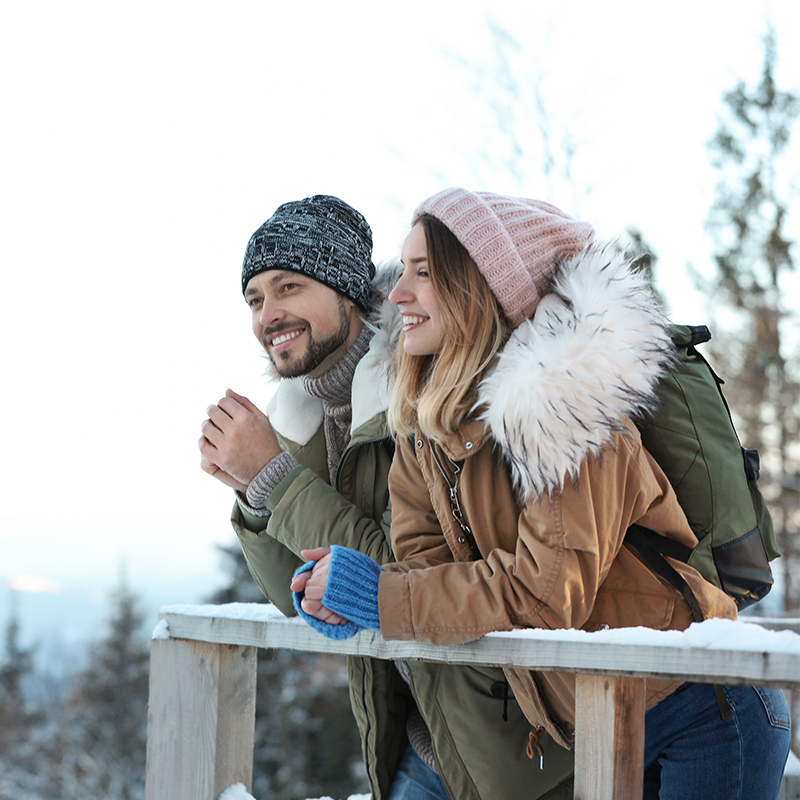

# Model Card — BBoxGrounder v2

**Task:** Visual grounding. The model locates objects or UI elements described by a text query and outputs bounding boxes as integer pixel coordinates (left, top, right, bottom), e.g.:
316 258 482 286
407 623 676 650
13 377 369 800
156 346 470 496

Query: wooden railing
144 604 800 800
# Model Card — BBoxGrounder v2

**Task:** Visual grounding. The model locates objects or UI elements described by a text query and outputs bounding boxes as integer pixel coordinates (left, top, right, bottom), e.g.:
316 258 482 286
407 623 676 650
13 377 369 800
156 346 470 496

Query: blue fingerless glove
292 545 383 641
292 559 362 640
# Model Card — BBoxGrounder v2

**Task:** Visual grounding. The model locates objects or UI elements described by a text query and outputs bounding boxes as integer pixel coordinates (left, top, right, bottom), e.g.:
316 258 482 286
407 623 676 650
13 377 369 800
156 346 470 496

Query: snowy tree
447 18 586 212
0 595 36 746
40 570 150 800
0 596 47 799
702 24 800 615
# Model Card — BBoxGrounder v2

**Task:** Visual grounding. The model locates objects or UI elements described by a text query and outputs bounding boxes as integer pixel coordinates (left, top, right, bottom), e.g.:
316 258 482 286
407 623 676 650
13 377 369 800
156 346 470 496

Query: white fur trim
352 353 392 431
478 246 675 503
353 263 402 430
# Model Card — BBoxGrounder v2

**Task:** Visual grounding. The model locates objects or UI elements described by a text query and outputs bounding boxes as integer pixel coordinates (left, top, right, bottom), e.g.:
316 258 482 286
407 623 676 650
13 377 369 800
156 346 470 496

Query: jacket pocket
584 587 675 632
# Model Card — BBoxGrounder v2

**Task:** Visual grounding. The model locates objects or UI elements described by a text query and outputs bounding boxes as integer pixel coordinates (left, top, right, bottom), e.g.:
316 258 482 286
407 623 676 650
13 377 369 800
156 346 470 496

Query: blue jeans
387 743 451 800
644 683 791 800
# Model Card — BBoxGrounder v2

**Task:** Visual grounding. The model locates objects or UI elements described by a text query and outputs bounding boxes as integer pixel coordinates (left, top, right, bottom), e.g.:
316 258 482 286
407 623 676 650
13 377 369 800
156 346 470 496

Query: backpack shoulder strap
624 524 704 623
624 523 734 721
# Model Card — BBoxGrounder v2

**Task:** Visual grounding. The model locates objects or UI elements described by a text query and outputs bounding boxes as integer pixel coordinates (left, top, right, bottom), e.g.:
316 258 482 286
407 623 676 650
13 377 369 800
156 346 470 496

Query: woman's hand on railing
292 548 348 625
291 546 384 640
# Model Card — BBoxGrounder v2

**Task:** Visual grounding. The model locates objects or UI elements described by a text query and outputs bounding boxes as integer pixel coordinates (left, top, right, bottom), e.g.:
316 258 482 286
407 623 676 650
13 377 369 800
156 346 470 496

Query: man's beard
263 298 352 379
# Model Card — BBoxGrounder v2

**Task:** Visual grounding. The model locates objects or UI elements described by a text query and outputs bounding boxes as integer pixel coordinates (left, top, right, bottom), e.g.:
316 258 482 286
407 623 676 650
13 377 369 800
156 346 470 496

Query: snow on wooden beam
156 603 800 689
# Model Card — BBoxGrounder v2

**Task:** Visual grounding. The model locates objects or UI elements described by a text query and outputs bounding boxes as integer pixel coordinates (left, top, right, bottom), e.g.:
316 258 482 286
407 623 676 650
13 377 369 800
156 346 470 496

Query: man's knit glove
292 545 383 641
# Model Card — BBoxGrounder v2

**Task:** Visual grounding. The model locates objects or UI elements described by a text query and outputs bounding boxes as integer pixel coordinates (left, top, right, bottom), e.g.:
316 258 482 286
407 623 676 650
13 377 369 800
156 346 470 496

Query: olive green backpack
626 324 780 612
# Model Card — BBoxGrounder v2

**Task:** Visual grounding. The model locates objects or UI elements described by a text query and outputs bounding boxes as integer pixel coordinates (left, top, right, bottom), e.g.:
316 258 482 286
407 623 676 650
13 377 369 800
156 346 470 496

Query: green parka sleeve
232 429 394 617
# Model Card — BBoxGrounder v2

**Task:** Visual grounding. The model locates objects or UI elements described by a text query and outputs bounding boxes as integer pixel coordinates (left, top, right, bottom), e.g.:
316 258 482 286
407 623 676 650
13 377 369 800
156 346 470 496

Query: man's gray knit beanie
241 194 376 312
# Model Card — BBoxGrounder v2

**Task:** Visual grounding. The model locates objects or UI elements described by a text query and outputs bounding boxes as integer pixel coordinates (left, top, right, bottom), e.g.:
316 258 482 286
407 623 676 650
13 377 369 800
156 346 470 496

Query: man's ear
347 298 365 325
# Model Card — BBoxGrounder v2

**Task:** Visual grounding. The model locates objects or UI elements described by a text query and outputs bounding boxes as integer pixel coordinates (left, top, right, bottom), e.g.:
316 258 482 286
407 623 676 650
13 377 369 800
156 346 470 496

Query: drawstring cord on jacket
527 726 546 769
497 679 546 769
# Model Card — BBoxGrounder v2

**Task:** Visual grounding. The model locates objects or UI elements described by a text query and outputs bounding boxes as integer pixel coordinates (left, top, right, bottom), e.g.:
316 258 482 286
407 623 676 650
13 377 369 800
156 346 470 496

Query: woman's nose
389 276 411 305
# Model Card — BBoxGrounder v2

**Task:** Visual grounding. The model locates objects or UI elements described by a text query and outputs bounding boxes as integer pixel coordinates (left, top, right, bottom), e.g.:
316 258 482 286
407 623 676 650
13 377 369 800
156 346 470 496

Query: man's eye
282 283 299 292
248 298 262 308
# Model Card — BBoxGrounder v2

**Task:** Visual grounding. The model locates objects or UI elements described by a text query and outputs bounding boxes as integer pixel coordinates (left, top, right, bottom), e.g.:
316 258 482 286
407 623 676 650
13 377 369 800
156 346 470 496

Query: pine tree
0 594 42 796
703 24 800 614
0 595 35 743
44 569 150 800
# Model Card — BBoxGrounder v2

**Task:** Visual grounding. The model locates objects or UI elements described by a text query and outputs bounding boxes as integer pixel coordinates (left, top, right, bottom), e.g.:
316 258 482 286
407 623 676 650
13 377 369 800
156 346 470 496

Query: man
199 194 574 800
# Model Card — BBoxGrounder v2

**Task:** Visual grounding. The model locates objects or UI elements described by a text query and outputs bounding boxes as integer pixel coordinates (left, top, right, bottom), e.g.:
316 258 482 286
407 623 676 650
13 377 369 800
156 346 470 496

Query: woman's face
390 222 446 356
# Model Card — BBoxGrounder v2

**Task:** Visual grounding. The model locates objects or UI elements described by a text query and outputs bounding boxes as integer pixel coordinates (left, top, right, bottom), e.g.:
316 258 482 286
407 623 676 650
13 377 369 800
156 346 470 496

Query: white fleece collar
264 352 393 445
478 245 676 503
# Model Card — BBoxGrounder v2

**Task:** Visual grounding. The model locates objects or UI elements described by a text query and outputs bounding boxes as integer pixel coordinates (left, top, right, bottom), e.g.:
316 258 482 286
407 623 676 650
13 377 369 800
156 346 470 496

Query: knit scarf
302 325 373 489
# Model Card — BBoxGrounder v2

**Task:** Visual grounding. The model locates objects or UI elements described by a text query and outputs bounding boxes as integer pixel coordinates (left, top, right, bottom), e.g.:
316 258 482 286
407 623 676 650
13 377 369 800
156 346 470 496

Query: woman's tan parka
377 246 737 748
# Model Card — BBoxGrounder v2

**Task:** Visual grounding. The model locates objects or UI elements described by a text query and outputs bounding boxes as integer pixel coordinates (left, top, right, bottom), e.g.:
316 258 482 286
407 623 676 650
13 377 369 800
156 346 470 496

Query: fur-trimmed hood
477 245 676 504
265 260 402 445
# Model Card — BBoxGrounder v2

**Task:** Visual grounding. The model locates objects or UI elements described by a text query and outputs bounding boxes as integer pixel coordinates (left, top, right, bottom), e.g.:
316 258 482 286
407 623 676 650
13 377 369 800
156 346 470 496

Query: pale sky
1 0 798 648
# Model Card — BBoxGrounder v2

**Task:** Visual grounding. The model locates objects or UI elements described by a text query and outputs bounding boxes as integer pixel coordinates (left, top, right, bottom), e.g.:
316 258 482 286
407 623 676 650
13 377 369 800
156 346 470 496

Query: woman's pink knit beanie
413 188 595 327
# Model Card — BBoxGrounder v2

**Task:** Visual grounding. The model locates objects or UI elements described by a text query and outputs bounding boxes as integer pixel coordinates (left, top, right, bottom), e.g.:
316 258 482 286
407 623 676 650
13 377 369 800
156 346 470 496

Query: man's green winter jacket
232 385 411 798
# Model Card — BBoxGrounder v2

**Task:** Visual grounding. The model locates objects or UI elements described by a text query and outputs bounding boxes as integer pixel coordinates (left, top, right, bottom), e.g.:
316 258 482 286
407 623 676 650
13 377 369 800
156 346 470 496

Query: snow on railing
144 604 800 800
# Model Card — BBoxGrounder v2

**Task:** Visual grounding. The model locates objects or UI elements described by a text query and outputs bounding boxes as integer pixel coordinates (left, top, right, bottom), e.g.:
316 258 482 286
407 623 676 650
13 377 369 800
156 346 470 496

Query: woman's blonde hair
388 214 511 442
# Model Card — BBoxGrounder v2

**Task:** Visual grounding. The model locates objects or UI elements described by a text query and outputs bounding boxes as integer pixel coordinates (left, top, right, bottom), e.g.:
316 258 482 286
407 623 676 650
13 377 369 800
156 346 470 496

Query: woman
292 188 791 799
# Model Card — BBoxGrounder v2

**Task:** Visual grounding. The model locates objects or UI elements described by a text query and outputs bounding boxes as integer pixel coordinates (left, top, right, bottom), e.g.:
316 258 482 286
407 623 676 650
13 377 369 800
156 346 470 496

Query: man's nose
259 301 286 328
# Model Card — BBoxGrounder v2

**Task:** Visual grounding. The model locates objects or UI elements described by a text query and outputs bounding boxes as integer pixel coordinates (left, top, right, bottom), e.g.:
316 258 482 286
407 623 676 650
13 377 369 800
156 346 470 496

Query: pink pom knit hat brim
413 188 595 327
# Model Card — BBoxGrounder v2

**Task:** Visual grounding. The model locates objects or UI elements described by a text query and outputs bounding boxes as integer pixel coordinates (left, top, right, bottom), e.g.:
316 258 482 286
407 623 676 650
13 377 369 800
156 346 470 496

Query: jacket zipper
430 445 482 560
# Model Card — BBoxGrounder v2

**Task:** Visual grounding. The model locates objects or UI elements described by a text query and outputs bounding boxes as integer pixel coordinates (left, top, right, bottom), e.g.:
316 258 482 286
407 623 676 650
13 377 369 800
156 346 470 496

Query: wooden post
145 637 257 800
574 674 645 800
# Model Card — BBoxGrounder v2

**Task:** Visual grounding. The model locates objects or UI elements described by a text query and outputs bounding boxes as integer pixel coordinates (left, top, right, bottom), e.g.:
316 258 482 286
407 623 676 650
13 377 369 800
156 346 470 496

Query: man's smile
265 327 306 353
